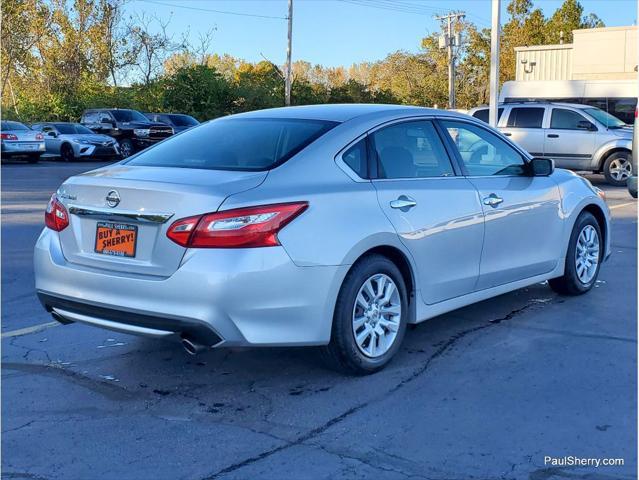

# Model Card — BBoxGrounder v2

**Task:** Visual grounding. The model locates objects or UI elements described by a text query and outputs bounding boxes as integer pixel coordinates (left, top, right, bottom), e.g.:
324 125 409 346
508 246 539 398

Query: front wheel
60 143 75 162
321 254 408 375
549 211 602 295
603 152 632 186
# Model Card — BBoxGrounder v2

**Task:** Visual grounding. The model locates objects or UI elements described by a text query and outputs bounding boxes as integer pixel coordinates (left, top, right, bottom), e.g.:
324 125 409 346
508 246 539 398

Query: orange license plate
94 222 138 258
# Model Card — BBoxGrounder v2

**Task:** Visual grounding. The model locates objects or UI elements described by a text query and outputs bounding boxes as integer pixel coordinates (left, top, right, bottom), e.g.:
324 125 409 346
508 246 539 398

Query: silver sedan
34 105 611 374
1 120 45 163
31 122 120 161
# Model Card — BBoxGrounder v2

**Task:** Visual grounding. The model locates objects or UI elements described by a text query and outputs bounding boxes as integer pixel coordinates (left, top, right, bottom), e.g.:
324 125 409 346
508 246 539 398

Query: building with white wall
501 26 638 123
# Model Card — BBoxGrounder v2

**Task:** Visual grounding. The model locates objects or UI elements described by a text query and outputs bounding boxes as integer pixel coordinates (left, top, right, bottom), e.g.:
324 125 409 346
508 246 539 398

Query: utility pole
488 0 501 127
285 0 293 106
435 11 465 109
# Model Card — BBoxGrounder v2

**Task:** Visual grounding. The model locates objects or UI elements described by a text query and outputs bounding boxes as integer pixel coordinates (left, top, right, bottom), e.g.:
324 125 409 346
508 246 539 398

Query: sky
124 0 638 68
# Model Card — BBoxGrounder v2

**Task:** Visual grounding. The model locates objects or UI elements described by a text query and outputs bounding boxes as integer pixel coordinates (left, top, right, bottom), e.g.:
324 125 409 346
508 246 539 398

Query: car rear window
168 114 199 126
506 107 545 128
125 117 338 171
1 121 29 131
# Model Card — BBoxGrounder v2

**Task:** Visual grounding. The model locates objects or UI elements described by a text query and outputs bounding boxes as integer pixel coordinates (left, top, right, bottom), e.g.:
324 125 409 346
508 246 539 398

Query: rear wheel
549 211 602 295
60 143 75 162
119 138 134 158
321 254 408 375
603 151 632 186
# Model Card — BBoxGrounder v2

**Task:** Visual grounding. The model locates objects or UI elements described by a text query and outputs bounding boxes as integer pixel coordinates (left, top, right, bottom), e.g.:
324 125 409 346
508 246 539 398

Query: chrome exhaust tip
181 336 206 355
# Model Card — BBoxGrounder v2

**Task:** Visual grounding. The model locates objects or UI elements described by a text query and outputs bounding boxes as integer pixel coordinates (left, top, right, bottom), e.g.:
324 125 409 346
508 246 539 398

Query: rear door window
506 107 545 128
371 120 454 179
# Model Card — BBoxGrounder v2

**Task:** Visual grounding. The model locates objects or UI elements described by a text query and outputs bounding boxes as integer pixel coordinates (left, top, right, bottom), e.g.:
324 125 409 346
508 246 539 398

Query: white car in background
31 122 120 162
469 102 633 186
1 120 45 163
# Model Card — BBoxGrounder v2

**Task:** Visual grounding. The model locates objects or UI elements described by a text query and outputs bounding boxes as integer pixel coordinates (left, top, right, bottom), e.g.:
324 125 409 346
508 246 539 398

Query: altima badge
106 190 120 208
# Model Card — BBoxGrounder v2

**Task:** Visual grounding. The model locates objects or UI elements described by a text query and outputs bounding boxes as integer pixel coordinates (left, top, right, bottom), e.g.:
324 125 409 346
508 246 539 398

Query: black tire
119 138 134 158
603 151 632 187
321 254 408 375
27 153 40 164
60 143 75 162
549 211 602 295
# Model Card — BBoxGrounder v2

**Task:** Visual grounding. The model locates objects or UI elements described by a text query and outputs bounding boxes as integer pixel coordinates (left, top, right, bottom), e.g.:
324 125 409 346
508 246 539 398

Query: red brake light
45 195 69 231
35 133 44 140
166 202 308 248
1 133 17 140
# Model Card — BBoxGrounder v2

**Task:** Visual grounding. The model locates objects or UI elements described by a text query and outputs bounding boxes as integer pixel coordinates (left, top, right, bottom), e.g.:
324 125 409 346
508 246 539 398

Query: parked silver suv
469 102 633 186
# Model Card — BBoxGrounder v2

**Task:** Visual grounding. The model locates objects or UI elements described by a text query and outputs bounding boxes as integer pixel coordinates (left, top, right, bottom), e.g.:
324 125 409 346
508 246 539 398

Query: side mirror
577 120 596 131
530 157 554 176
46 131 57 138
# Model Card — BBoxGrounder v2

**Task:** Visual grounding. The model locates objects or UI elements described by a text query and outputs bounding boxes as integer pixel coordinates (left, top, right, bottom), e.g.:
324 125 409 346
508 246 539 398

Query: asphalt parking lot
2 160 637 480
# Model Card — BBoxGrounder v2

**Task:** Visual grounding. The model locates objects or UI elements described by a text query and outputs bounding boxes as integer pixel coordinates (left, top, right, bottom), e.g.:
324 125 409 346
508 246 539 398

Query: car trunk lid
56 165 267 277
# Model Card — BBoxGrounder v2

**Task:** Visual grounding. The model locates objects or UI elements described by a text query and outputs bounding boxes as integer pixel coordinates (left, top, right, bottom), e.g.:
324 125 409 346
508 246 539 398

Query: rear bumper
2 141 45 156
34 228 347 347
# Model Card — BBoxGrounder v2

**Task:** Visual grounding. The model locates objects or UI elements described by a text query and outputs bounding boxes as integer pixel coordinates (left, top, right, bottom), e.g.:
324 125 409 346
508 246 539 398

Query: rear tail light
167 202 308 248
1 133 17 140
45 195 69 231
35 133 44 140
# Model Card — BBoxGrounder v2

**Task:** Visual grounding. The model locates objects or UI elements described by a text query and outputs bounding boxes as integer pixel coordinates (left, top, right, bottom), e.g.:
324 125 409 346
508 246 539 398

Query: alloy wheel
574 225 600 284
608 158 632 182
352 273 401 358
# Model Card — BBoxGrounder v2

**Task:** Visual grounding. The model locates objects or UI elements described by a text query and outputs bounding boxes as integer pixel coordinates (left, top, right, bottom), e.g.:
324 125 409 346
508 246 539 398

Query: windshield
125 117 338 171
1 121 29 131
168 114 199 127
110 109 148 122
584 108 627 129
54 124 76 134
74 124 95 134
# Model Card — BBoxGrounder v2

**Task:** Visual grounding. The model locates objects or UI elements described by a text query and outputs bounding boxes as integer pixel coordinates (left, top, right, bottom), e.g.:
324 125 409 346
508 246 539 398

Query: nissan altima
34 105 611 374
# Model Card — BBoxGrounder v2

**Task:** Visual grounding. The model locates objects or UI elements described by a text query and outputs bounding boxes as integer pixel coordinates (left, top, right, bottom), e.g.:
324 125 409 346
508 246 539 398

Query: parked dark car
80 108 173 158
144 112 200 133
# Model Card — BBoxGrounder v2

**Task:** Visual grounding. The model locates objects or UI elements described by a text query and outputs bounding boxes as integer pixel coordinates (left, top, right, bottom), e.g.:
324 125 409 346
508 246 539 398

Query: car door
438 118 564 290
543 107 597 170
370 119 485 305
40 125 61 154
500 106 546 157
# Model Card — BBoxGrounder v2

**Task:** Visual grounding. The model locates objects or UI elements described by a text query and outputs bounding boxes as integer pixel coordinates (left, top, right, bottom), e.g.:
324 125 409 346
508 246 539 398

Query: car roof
229 104 448 122
473 101 590 110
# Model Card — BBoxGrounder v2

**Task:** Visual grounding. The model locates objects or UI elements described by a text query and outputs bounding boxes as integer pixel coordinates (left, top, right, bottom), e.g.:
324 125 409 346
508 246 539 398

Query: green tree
546 0 604 43
162 65 233 120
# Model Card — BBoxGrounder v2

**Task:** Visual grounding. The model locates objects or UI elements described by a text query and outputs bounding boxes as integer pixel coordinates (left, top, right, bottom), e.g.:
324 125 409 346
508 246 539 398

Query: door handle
503 132 512 136
547 134 559 138
482 194 503 208
390 196 417 210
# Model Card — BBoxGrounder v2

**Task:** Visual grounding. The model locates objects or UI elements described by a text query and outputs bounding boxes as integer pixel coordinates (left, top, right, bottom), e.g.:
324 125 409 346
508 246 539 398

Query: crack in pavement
200 299 548 480
310 442 434 479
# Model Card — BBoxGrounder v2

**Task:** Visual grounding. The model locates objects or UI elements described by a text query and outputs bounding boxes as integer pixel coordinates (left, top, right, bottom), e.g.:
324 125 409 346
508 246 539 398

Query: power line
135 0 288 20
337 0 450 16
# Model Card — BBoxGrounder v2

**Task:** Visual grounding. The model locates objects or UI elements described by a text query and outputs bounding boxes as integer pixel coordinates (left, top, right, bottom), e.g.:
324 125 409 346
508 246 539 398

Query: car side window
506 107 545 128
472 108 504 124
440 120 527 177
550 108 591 130
371 120 454 179
83 112 99 123
341 139 368 179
